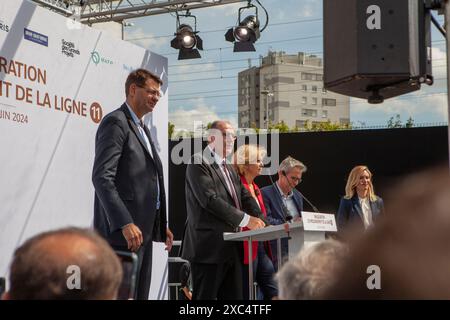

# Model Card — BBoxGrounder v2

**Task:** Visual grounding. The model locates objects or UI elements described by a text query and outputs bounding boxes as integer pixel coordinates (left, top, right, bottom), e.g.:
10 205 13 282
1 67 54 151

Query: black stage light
171 12 203 60
225 0 268 52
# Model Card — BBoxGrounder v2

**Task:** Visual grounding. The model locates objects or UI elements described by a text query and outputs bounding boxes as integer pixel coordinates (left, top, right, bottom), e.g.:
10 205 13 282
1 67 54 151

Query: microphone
268 173 293 222
281 170 320 213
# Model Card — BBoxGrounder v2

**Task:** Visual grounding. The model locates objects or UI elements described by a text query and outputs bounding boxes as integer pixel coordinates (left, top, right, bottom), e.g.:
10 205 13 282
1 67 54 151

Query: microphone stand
296 190 319 213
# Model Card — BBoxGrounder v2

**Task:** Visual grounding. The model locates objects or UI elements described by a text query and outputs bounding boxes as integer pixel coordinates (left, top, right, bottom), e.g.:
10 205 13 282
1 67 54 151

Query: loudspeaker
324 0 432 103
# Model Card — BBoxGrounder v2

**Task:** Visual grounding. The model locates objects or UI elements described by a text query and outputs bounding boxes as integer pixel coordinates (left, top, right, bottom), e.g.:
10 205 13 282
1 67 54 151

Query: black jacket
180 149 267 264
337 194 384 230
92 103 166 247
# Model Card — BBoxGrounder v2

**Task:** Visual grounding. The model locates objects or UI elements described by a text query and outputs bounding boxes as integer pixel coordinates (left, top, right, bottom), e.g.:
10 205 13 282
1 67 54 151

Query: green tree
405 116 414 128
250 122 260 134
387 114 403 128
269 121 290 133
168 122 175 139
297 120 352 132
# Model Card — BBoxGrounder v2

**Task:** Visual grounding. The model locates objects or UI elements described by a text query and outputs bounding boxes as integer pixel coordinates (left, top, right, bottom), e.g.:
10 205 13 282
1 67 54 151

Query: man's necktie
222 160 241 210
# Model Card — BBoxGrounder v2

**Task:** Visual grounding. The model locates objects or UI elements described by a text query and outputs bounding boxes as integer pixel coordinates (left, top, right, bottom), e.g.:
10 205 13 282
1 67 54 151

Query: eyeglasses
222 132 237 141
288 175 302 183
137 85 162 98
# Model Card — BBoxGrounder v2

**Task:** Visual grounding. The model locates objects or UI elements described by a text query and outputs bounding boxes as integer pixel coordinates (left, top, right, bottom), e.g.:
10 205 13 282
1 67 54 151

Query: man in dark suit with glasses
92 69 173 300
180 120 267 300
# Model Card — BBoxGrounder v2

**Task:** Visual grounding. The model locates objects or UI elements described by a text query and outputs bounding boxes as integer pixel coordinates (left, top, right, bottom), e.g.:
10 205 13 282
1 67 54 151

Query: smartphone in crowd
115 251 138 300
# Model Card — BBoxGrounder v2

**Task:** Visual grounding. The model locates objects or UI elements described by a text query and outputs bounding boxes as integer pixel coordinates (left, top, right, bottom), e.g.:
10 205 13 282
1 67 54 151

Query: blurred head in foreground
4 227 122 300
277 239 348 299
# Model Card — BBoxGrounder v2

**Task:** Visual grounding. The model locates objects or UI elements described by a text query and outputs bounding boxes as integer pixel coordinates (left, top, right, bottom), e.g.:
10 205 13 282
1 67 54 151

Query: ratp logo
91 51 101 65
91 51 113 66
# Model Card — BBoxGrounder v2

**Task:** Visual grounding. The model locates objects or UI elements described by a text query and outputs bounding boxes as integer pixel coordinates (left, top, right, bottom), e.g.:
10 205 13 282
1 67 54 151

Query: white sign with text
302 211 338 232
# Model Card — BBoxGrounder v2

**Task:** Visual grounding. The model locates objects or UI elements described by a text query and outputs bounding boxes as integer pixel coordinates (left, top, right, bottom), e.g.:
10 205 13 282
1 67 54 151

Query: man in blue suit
92 69 173 300
261 156 307 270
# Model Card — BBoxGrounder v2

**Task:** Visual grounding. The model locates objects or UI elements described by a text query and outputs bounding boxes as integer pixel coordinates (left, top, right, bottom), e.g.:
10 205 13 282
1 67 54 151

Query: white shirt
126 103 154 158
276 181 300 219
126 103 160 210
207 145 250 228
359 197 373 229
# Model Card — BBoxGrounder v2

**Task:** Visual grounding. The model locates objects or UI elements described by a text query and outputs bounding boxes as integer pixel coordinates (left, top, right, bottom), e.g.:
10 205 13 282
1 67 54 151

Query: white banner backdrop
0 0 169 299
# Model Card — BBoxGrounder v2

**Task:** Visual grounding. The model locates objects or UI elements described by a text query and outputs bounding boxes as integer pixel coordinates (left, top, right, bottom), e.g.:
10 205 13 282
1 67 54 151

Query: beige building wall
238 51 350 129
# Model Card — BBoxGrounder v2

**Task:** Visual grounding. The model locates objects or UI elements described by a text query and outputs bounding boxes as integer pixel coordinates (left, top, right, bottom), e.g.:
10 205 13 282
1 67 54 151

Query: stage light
179 25 196 49
225 0 268 52
234 26 250 41
171 12 203 60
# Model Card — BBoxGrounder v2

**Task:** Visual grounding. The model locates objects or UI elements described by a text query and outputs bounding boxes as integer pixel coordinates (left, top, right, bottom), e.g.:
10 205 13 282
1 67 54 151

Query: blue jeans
242 243 278 300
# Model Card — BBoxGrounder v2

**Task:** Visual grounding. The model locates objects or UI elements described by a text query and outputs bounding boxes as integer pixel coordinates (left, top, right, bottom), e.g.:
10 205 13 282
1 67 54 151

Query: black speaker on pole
324 0 433 103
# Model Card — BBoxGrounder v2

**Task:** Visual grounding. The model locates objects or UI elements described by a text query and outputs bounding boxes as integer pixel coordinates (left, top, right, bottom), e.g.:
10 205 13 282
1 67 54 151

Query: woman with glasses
233 144 278 300
336 165 384 231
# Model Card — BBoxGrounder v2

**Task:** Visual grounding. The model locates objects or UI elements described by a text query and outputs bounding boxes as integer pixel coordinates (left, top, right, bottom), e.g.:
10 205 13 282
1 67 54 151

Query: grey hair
276 239 348 300
279 156 307 174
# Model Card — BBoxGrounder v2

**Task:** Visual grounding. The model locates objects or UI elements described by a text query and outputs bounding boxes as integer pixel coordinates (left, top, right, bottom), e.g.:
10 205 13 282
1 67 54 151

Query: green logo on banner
90 51 113 66
91 51 100 65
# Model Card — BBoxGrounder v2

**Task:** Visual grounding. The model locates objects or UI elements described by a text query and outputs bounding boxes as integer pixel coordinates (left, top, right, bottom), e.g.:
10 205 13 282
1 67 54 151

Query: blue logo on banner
24 28 48 47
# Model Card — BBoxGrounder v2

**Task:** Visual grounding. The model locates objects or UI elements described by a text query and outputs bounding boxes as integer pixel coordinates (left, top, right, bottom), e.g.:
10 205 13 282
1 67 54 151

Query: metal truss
32 0 76 16
32 0 246 25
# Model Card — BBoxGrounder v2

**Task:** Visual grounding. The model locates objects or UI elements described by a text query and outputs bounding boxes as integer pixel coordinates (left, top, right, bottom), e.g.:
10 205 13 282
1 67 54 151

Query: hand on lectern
246 216 265 230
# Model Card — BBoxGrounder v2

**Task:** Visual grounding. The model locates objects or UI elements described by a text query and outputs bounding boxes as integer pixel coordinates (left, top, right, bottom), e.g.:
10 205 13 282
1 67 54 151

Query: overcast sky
123 0 448 130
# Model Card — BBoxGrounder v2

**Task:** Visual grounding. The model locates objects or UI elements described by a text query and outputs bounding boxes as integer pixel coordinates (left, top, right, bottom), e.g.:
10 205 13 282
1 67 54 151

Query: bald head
6 227 122 300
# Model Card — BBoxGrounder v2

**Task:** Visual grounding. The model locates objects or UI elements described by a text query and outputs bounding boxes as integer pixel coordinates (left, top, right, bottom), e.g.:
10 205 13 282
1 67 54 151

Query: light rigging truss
32 0 247 25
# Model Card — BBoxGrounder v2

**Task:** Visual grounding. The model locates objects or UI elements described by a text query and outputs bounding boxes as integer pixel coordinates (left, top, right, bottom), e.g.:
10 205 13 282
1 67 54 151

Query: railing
168 240 190 300
167 240 261 300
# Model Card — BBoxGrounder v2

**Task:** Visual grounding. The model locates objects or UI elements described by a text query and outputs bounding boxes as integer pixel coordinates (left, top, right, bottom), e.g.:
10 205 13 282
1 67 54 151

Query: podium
224 221 326 300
